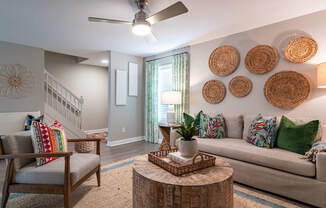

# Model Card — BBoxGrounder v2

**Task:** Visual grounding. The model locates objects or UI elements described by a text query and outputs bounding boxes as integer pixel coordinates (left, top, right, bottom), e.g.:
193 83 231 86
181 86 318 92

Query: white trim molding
84 128 108 134
107 136 145 147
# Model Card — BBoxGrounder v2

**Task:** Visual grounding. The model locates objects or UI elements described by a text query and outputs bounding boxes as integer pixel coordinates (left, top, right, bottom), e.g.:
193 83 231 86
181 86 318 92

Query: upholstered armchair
0 132 103 208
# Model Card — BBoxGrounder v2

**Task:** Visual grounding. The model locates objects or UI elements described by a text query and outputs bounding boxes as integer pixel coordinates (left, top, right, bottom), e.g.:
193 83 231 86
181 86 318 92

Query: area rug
1 156 309 208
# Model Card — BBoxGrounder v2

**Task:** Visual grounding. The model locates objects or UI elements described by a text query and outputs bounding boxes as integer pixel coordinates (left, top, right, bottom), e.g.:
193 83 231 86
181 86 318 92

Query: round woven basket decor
202 80 226 104
209 45 240 77
245 45 279 74
264 71 311 109
284 36 318 63
229 76 252 97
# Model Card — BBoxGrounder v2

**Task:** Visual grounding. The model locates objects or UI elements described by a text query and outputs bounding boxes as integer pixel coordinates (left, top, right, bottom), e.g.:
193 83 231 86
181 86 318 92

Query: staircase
44 70 86 138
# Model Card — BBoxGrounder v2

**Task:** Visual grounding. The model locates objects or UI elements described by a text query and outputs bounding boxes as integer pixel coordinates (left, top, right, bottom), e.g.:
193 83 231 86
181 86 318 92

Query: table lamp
318 62 326 88
161 91 181 124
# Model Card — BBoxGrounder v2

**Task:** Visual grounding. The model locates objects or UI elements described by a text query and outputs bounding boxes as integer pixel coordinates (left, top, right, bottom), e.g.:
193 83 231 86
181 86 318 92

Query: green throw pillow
276 116 319 155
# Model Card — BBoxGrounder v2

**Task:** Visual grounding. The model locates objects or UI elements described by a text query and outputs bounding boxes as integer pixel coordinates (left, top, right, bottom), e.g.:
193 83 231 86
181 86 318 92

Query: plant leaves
193 110 203 127
183 112 194 127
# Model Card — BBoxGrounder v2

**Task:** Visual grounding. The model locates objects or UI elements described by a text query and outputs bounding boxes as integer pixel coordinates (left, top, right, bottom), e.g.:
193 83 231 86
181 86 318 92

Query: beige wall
190 10 326 122
108 51 144 141
0 41 44 113
44 51 108 130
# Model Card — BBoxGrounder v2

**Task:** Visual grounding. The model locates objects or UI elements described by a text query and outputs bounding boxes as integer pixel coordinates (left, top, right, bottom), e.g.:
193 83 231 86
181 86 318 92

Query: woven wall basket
209 45 240 77
284 36 318 63
202 80 226 104
245 45 279 74
229 76 252 98
264 71 311 109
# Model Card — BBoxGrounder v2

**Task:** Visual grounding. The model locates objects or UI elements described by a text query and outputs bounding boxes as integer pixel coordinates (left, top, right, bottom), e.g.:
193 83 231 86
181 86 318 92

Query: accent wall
190 10 326 122
0 41 44 113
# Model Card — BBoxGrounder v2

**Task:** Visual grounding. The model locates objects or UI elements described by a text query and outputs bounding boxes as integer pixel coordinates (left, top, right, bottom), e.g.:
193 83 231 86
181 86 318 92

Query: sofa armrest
317 152 326 182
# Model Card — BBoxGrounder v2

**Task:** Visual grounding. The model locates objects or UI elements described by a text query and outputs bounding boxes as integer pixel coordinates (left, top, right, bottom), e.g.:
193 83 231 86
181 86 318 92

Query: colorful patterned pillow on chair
24 114 44 130
200 113 225 138
50 120 68 152
31 121 58 166
247 114 278 148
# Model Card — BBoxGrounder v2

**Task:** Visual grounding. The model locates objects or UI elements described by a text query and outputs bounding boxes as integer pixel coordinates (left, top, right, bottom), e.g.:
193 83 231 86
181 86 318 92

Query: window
158 63 172 123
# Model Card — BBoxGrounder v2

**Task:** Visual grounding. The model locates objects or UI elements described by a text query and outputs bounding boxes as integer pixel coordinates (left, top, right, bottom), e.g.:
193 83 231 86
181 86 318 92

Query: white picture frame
116 70 128 106
128 62 138 96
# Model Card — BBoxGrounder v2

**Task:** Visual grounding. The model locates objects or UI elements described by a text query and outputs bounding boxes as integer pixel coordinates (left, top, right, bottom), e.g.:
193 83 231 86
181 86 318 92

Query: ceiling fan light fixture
132 22 151 36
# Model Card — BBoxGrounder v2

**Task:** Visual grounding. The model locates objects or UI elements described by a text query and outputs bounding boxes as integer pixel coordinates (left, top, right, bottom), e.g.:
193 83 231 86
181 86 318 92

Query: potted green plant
176 112 202 157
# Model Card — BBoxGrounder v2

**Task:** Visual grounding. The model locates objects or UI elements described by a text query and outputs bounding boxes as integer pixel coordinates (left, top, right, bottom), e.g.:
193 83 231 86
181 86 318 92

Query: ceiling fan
88 0 188 37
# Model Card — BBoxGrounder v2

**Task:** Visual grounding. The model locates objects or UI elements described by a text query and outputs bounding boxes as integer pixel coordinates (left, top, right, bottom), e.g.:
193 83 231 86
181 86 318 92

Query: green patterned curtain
145 60 159 143
172 53 190 124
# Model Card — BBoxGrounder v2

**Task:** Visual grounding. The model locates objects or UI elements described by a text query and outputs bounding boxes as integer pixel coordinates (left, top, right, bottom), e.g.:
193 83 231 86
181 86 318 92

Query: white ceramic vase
178 138 198 157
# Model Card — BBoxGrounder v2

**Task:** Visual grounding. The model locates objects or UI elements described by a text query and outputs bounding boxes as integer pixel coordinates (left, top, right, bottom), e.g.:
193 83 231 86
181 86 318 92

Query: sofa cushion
14 153 100 185
197 138 315 177
223 114 243 139
0 131 35 170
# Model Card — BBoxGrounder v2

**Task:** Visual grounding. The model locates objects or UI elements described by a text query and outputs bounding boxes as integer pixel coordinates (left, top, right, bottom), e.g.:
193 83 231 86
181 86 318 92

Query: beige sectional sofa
170 114 326 208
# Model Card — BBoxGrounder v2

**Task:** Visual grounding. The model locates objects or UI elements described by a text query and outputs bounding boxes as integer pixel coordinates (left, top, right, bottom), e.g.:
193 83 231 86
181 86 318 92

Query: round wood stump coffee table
133 156 234 208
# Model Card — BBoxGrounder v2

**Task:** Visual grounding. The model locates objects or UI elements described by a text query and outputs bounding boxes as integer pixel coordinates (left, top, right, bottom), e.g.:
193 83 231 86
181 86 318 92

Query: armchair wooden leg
64 156 71 208
64 189 71 208
96 165 101 187
1 189 10 208
2 159 14 208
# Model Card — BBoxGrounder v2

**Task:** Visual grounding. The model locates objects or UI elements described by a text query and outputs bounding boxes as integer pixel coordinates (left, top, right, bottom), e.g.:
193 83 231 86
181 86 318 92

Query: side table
158 123 181 150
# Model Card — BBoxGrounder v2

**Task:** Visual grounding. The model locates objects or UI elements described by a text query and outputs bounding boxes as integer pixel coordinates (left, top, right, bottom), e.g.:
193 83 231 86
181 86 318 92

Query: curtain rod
145 52 188 63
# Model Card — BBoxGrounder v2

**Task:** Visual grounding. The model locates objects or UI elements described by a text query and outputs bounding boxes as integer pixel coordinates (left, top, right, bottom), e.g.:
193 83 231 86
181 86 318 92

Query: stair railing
44 70 84 129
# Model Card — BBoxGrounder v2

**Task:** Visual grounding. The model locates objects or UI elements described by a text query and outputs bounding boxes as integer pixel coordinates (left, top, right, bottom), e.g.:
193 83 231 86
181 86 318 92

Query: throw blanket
304 141 326 163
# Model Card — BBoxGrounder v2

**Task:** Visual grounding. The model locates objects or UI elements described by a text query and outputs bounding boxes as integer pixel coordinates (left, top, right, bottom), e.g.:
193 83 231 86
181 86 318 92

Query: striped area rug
1 156 310 208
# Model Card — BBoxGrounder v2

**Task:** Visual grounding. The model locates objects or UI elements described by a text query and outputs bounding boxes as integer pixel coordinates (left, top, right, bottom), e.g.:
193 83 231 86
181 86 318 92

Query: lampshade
161 91 182 105
318 62 326 88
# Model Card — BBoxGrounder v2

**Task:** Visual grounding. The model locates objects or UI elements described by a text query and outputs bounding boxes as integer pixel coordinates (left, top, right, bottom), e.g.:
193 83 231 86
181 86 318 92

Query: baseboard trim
85 128 108 134
107 136 145 147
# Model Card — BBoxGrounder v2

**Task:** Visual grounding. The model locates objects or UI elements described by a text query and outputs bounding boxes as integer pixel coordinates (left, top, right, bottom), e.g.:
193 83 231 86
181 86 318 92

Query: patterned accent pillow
24 114 44 131
265 117 278 148
246 114 278 148
50 120 68 152
31 121 58 166
200 113 225 138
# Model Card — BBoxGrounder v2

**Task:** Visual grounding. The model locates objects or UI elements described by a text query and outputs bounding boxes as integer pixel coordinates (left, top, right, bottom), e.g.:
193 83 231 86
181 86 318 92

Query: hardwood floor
97 141 159 165
0 141 159 193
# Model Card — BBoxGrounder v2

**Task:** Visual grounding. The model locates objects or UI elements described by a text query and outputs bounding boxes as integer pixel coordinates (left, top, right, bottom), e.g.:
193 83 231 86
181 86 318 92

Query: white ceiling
1 0 326 61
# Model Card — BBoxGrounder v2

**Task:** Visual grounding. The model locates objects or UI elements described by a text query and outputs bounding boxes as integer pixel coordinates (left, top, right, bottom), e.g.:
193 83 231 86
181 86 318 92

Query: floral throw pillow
200 113 225 138
247 114 278 148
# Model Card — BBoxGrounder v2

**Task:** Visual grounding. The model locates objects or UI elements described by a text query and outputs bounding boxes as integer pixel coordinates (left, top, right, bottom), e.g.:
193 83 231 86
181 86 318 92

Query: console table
158 123 181 150
133 156 234 208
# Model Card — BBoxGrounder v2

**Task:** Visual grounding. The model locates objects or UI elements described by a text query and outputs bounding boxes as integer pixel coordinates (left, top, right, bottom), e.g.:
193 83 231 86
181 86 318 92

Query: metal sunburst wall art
0 64 34 99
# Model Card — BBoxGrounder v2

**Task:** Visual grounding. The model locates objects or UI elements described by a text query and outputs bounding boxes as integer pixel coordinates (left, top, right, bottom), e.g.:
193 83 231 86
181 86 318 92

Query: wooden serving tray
148 147 216 176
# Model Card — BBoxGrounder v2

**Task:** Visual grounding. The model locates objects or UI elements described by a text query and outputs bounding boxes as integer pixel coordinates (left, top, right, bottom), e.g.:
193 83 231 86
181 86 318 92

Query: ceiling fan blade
146 1 188 25
88 17 132 25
